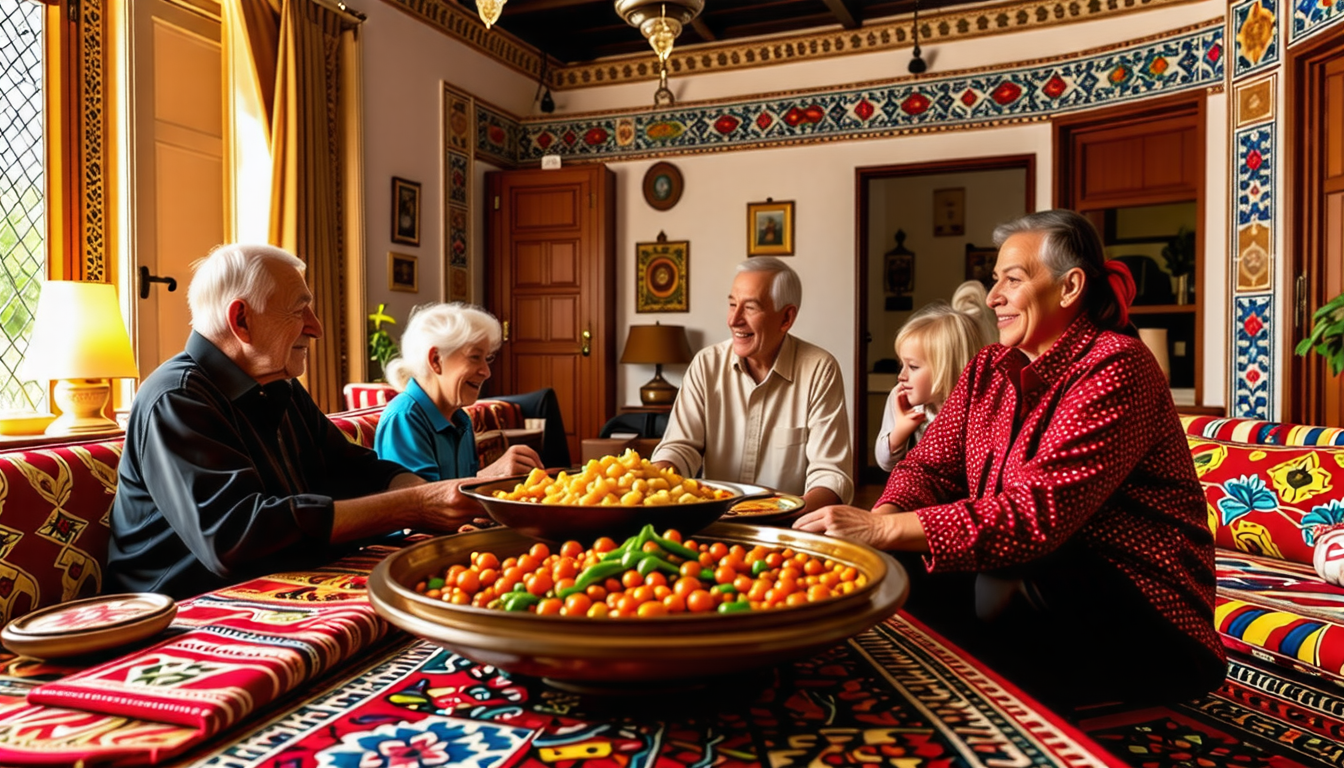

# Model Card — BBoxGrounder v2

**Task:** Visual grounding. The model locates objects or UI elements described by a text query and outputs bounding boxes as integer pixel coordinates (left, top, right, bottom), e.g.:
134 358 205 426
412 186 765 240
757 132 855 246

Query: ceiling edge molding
382 0 1208 89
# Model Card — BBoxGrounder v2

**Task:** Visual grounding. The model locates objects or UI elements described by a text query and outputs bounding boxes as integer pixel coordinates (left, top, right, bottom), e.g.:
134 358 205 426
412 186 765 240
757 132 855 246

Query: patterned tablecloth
0 544 1126 768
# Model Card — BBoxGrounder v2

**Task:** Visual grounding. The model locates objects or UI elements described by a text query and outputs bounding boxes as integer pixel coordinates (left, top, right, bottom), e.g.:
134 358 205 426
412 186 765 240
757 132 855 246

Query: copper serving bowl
459 475 776 541
367 523 908 688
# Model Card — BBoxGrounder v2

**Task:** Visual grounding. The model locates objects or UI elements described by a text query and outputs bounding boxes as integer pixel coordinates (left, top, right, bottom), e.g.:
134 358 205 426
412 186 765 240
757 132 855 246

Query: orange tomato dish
412 524 868 618
490 450 733 506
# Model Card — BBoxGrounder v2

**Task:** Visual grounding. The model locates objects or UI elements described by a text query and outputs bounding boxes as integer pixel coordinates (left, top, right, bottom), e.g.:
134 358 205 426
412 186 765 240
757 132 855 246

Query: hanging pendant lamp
476 0 506 29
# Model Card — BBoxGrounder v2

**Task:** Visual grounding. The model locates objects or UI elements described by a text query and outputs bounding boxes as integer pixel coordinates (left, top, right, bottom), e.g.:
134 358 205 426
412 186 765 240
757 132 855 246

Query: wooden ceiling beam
819 0 862 28
500 0 601 15
690 17 716 41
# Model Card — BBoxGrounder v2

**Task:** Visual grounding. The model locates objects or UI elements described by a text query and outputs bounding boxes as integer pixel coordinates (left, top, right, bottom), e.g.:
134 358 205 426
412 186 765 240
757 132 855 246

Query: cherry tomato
708 542 728 560
474 552 500 570
637 601 668 618
662 529 683 543
560 540 583 559
662 593 686 613
586 602 610 618
525 572 553 596
644 571 668 588
516 554 541 573
593 537 618 554
686 589 715 613
585 584 607 601
714 565 736 585
622 570 644 589
536 598 563 615
680 561 702 578
564 593 592 615
673 576 702 598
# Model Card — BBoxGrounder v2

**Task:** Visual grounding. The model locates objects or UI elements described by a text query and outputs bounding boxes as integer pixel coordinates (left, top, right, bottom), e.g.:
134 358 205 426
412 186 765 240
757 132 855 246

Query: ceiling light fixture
535 54 556 114
908 0 927 74
615 0 704 105
475 0 505 29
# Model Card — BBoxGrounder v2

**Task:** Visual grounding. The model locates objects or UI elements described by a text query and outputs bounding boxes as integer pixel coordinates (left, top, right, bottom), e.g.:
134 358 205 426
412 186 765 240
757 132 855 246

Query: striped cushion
1182 414 1344 446
342 383 397 411
1216 549 1344 684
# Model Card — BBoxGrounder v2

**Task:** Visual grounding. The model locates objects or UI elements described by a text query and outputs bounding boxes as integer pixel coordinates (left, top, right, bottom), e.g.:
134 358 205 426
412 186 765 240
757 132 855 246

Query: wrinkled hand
418 478 484 531
793 505 897 549
893 386 926 428
478 445 543 479
1314 524 1344 587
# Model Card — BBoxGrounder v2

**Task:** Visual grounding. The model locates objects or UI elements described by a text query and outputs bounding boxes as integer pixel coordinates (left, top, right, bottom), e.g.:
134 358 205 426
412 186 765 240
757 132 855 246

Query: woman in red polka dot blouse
797 209 1226 712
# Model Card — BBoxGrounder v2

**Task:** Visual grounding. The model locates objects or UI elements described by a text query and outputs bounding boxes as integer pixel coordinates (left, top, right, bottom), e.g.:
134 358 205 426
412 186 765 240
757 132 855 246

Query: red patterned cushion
0 439 122 627
465 400 523 433
329 407 384 449
1182 414 1344 446
1188 434 1344 566
341 383 396 411
475 430 507 467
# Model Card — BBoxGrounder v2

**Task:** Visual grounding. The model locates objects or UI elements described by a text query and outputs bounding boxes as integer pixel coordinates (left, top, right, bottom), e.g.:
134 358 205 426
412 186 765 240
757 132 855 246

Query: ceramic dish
1 593 177 659
367 522 907 687
459 476 774 541
724 493 806 522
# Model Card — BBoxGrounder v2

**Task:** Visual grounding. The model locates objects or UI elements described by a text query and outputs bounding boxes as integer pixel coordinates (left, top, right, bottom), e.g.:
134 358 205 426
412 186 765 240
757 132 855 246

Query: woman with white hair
374 303 542 482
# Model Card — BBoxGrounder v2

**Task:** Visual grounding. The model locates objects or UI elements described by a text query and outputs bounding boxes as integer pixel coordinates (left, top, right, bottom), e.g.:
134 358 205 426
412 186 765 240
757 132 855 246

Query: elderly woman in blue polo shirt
374 303 542 481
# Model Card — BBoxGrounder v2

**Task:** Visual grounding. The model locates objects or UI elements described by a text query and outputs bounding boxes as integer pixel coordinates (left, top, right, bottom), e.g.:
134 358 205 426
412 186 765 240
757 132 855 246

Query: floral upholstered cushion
0 439 122 627
329 407 383 449
1216 549 1344 683
1188 435 1344 566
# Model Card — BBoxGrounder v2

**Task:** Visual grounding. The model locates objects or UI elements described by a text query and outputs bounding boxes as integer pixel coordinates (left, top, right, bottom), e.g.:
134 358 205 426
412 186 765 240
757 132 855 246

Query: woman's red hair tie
1103 260 1136 327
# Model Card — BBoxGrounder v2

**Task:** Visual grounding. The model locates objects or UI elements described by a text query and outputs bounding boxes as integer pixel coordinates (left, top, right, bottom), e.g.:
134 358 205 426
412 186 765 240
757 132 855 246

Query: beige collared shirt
652 335 854 502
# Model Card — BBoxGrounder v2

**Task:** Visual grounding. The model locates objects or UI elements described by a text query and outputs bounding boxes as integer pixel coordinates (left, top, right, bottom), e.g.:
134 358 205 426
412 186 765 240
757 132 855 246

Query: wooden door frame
853 155 1036 485
1286 24 1344 424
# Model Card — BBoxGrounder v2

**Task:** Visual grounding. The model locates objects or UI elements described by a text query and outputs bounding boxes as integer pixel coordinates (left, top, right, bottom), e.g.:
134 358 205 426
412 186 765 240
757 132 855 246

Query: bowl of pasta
459 450 776 541
366 522 908 689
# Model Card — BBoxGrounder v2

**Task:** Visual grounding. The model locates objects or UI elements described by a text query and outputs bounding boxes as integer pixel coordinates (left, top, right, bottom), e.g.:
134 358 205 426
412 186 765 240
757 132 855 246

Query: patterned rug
1078 656 1344 768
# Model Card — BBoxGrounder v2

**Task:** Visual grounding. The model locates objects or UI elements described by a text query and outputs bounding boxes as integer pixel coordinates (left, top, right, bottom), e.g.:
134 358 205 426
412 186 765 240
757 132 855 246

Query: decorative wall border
1290 0 1344 44
80 0 108 281
442 83 474 302
511 22 1224 163
1233 123 1273 293
1234 294 1274 420
381 0 1204 90
1233 0 1279 77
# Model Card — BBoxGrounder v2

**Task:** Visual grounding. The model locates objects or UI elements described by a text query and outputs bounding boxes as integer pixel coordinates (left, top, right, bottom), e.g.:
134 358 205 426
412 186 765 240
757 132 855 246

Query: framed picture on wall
934 188 965 237
747 199 794 256
636 232 689 312
389 251 419 293
965 243 997 289
391 177 421 246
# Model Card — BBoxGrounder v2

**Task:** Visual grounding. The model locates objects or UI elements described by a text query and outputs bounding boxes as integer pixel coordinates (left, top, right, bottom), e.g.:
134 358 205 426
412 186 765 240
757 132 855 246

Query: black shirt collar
185 331 293 405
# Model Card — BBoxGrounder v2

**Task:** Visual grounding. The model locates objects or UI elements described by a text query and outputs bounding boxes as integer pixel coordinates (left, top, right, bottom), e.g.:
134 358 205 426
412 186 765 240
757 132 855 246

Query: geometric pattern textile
0 437 122 628
1182 414 1344 447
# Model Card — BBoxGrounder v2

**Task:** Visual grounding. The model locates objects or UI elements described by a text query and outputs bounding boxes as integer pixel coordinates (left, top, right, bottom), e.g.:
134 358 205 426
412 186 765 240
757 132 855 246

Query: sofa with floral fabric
0 401 505 637
1181 414 1344 686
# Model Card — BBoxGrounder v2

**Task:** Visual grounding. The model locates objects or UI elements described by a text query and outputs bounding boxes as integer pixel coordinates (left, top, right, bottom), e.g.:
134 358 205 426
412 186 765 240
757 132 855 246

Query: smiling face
429 342 494 415
986 231 1083 360
241 262 322 385
896 336 934 407
728 270 795 380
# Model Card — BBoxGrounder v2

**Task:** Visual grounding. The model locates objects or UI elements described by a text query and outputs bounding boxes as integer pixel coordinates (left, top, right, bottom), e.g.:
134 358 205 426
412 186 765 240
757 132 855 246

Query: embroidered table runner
0 545 399 766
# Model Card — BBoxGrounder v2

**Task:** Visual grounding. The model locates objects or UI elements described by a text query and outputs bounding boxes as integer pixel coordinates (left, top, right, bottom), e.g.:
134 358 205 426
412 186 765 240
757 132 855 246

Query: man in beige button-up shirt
652 258 854 512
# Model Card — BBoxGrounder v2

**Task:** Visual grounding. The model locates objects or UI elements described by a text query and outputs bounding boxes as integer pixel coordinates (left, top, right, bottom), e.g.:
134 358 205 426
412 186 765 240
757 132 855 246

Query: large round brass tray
368 523 908 685
459 475 775 541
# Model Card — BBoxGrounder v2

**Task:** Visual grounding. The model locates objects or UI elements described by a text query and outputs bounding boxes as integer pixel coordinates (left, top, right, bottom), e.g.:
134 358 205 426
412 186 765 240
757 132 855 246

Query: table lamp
21 281 139 436
620 322 693 406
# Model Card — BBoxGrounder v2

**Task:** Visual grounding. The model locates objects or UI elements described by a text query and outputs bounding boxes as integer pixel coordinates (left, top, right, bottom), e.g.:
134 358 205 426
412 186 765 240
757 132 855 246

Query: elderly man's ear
780 304 799 332
227 299 254 344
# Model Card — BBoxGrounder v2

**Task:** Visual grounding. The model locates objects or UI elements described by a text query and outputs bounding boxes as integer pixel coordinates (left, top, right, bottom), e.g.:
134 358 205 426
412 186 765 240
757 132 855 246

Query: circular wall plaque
642 162 684 211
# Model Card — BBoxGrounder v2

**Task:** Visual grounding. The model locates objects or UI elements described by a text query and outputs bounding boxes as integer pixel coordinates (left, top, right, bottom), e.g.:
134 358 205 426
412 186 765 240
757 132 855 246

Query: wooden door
125 0 225 380
487 165 616 463
1290 33 1344 425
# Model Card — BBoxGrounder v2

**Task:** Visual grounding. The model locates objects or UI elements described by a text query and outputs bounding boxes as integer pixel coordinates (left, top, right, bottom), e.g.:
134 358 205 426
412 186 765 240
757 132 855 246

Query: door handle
581 328 591 356
138 266 178 299
502 320 509 342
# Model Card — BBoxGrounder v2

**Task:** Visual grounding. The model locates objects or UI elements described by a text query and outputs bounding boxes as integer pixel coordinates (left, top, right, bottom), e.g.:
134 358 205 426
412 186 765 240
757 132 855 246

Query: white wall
359 1 536 335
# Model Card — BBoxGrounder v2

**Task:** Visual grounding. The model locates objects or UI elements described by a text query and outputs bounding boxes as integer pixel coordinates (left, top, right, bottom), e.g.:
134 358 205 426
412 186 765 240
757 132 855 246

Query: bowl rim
459 473 775 510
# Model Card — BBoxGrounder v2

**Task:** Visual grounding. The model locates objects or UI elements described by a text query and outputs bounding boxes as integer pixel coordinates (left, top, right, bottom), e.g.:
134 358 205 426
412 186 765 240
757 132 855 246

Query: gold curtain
225 0 363 414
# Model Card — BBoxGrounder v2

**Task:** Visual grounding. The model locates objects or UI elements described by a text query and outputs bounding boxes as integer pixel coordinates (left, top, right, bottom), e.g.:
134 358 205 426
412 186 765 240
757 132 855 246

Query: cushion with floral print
1187 435 1344 566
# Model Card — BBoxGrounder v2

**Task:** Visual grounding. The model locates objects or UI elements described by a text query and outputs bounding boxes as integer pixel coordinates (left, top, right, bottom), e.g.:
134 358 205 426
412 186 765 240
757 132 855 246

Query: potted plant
1297 292 1344 376
368 304 399 382
1161 227 1196 304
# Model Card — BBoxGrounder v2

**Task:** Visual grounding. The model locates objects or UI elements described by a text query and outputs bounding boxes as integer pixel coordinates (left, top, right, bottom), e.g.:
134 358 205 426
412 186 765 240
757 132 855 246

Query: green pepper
620 548 650 570
636 554 681 577
717 600 751 613
427 576 446 590
501 592 540 611
558 560 627 599
599 538 635 561
751 560 769 577
715 582 737 594
650 532 699 561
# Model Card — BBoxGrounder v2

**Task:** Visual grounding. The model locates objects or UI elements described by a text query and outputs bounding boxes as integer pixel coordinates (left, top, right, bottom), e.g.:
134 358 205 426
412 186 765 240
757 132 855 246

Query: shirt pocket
774 426 808 449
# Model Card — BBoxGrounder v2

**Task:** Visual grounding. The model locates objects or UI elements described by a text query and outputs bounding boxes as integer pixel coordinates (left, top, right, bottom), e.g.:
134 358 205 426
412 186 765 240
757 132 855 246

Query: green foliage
1161 227 1196 277
1297 292 1344 377
368 304 399 382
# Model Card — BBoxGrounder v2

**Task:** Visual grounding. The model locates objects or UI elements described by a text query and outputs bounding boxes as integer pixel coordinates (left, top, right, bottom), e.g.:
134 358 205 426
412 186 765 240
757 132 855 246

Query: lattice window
0 0 45 412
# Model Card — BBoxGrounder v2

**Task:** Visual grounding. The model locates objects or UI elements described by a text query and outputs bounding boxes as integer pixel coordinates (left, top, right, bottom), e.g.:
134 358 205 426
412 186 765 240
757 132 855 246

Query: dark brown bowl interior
459 475 773 541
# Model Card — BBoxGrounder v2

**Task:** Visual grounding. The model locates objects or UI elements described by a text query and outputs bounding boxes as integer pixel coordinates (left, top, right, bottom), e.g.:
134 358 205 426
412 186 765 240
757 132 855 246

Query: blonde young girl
875 281 994 471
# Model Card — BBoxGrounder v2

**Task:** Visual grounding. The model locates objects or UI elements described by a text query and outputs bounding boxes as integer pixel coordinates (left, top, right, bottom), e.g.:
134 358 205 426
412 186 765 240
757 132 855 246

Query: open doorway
854 157 1034 485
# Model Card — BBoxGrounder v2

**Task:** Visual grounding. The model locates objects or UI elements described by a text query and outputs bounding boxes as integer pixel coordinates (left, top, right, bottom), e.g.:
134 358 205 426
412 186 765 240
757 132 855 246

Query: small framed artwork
642 161 684 211
636 231 689 313
747 199 794 256
934 188 965 237
389 251 419 293
391 177 421 246
965 243 997 289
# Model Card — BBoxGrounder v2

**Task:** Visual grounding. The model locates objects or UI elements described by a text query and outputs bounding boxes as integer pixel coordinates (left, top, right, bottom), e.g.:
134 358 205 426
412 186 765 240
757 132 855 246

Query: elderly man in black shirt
109 244 518 598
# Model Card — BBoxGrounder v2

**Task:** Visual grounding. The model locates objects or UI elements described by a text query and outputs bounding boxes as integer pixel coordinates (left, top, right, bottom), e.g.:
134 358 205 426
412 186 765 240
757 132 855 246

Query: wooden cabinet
1056 94 1206 407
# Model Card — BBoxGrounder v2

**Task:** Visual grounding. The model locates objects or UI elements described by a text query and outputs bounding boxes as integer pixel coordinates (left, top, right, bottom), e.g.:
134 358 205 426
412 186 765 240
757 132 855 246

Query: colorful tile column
443 84 474 302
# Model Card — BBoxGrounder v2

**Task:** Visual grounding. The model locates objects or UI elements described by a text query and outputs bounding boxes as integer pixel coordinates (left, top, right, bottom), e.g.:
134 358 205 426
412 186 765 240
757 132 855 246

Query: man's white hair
187 244 306 340
735 257 801 312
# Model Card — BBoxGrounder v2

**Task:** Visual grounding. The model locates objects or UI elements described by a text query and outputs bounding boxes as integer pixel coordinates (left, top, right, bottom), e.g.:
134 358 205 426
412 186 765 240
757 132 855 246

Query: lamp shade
620 324 693 366
21 281 139 381
1138 327 1170 383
